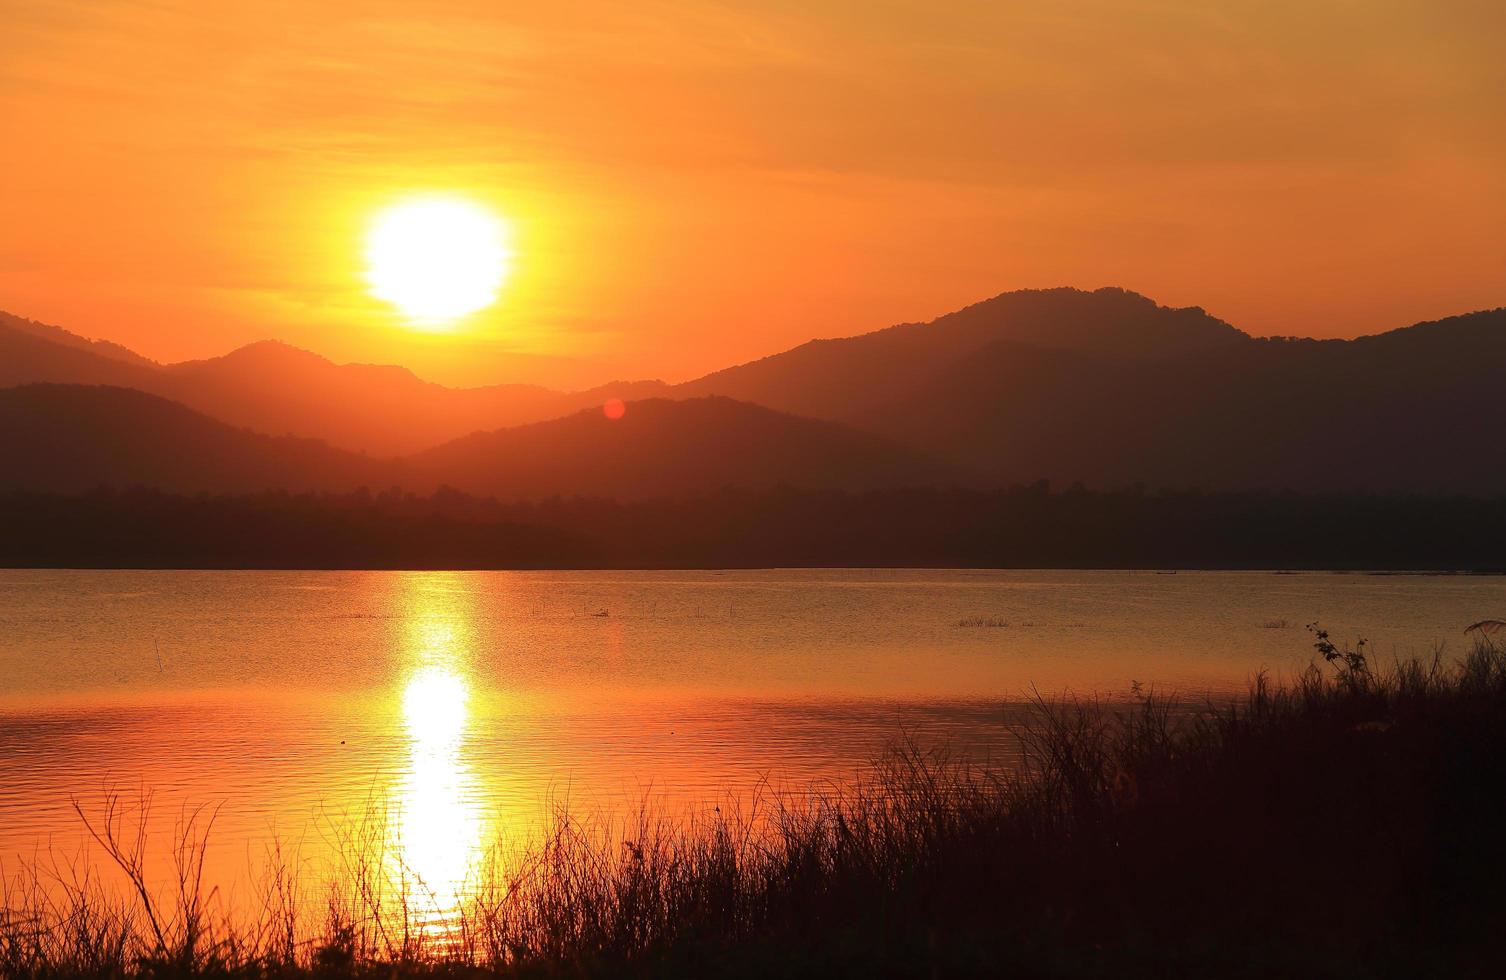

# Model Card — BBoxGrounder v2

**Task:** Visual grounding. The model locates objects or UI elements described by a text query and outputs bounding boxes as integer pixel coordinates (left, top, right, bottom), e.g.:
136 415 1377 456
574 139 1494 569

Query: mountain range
2 287 1504 499
0 310 668 456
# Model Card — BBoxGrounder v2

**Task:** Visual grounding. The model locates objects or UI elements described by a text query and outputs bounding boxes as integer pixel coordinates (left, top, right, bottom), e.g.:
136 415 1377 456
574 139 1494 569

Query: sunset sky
2 0 1503 389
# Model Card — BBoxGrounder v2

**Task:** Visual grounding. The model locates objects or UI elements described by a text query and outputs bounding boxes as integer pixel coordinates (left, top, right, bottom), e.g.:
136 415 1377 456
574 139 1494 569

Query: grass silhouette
4 634 1505 977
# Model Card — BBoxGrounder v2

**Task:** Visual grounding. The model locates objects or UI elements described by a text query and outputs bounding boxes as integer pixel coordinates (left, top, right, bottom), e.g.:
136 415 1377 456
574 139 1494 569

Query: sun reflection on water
390 576 486 926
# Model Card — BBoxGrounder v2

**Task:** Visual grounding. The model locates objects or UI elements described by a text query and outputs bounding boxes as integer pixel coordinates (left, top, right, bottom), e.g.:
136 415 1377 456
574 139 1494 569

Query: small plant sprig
1306 622 1368 674
1465 620 1506 637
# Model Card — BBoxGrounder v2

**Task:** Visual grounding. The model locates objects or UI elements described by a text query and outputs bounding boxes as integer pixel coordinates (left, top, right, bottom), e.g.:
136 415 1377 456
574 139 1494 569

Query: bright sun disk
365 197 511 323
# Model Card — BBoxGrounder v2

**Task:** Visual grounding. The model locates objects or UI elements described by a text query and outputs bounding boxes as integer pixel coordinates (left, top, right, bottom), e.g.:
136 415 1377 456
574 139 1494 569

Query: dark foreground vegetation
5 634 1506 978
5 484 1506 569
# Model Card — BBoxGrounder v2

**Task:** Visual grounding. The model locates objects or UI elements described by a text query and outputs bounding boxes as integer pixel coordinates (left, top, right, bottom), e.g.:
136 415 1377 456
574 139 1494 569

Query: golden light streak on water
389 575 486 931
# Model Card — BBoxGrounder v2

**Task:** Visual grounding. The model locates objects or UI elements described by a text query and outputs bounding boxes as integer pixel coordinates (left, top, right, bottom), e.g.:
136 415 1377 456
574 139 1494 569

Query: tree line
2 483 1503 570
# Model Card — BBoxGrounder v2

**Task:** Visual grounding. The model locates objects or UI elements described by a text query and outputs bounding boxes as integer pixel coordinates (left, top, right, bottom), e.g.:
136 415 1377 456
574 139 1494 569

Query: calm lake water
1 568 1499 915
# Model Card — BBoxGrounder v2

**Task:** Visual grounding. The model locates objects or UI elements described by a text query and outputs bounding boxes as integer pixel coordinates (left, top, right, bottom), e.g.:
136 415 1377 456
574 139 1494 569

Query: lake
1 568 1498 919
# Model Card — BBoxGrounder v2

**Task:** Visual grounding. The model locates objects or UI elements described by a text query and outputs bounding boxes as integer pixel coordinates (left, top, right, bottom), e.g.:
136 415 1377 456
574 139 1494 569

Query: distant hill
0 385 393 494
0 312 160 370
675 287 1248 420
838 311 1506 493
0 316 670 456
0 319 161 390
676 289 1506 493
160 341 672 456
0 386 956 501
411 396 965 500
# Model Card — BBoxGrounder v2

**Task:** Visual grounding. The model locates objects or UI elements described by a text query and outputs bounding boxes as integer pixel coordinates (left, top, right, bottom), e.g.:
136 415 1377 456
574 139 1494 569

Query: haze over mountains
3 287 1504 499
0 311 668 456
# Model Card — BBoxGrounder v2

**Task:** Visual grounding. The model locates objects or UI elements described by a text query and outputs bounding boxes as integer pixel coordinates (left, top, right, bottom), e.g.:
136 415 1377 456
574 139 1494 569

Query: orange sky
2 1 1503 389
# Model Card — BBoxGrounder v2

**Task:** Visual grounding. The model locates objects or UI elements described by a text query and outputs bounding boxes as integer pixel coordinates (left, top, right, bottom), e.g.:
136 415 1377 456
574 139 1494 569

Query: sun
364 197 512 323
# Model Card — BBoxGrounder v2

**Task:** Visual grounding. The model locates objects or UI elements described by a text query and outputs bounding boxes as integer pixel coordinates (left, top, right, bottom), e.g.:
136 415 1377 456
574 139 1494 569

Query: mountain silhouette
0 386 955 500
675 287 1247 420
0 315 670 456
0 318 161 389
673 289 1506 493
0 385 392 494
834 309 1506 492
410 396 965 500
0 311 160 370
161 341 671 455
